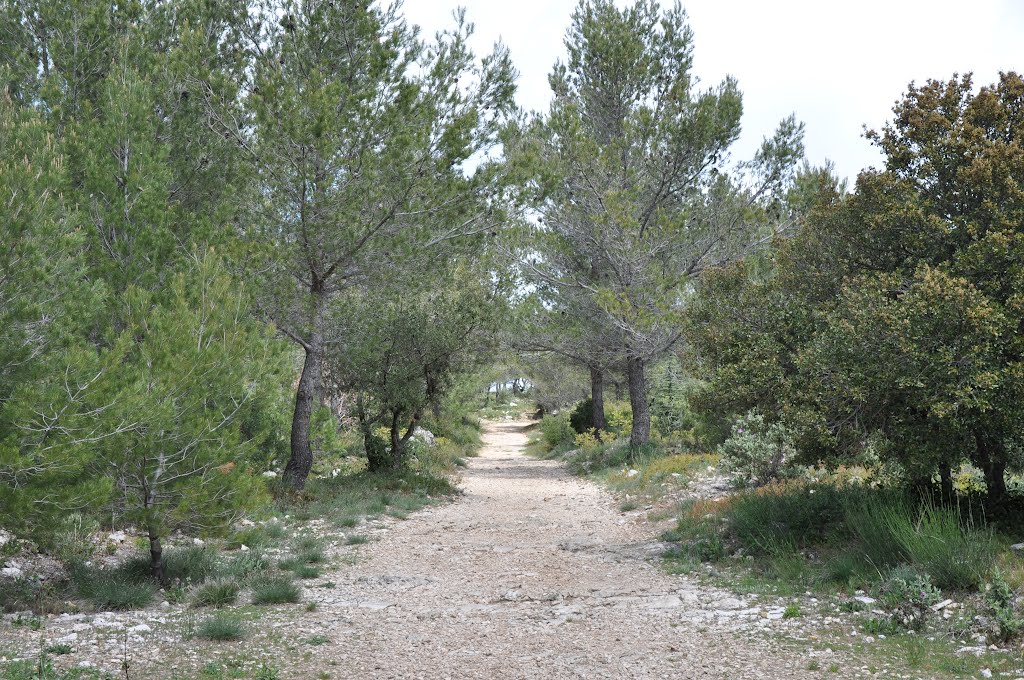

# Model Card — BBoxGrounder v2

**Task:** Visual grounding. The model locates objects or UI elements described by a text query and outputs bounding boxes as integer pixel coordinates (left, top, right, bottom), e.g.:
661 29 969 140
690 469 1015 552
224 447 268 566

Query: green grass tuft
191 579 240 608
197 613 246 641
251 574 302 605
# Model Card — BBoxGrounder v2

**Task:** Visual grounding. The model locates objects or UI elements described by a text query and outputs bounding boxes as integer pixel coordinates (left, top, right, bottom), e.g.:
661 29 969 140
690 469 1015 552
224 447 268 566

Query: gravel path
299 419 820 679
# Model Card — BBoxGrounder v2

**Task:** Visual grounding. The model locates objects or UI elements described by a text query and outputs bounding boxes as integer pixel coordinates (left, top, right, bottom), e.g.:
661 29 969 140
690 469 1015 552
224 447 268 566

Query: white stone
413 427 436 447
854 596 876 605
240 544 250 552
1 566 23 579
262 471 277 478
129 624 151 633
981 670 992 678
626 469 640 477
192 538 205 546
108 531 127 543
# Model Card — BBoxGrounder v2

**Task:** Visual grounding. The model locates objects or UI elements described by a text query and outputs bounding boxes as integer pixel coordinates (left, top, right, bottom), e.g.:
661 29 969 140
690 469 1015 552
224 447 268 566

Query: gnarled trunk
590 365 606 431
627 356 650 452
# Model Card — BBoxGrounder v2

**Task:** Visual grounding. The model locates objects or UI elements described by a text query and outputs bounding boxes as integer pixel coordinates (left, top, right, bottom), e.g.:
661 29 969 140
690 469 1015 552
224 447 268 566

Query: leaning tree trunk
627 356 650 452
283 293 325 490
590 365 606 432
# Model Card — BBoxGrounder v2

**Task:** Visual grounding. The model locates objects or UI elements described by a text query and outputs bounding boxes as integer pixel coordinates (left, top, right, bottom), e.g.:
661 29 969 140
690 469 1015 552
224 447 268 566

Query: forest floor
3 419 918 679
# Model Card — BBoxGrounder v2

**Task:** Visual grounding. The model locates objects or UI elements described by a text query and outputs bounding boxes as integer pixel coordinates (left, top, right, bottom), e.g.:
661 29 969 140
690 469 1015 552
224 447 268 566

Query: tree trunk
627 357 650 452
147 526 163 583
389 410 419 470
938 461 953 503
590 365 606 431
283 295 325 490
975 430 1008 504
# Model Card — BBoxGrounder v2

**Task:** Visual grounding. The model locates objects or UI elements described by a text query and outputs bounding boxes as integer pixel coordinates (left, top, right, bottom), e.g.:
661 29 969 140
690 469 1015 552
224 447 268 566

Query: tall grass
667 480 1000 593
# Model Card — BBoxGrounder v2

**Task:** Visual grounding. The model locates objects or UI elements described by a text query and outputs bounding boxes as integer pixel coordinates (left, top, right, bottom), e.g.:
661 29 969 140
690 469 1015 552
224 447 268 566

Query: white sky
404 0 1023 185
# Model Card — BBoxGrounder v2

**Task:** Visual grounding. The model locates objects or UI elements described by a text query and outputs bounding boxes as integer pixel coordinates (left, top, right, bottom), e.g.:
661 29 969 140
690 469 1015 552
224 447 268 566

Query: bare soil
289 419 819 679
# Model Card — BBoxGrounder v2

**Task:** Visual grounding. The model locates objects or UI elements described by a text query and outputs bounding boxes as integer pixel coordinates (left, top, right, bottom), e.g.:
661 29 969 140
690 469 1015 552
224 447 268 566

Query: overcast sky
404 0 1022 185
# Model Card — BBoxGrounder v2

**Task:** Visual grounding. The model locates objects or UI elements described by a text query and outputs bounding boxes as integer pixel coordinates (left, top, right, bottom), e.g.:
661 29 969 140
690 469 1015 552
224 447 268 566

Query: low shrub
718 411 798 487
568 399 595 434
224 549 271 580
877 565 942 631
983 569 1024 643
538 414 575 450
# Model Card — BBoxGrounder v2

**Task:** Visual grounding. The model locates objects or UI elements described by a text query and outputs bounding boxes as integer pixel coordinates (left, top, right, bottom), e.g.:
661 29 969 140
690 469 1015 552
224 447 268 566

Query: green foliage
687 72 1024 500
251 574 302 605
984 569 1024 643
73 570 155 611
52 514 100 567
877 566 942 631
197 613 246 641
726 482 846 556
887 503 996 591
568 399 595 434
192 579 240 608
719 412 798 487
509 0 803 449
538 414 577 451
223 549 271 582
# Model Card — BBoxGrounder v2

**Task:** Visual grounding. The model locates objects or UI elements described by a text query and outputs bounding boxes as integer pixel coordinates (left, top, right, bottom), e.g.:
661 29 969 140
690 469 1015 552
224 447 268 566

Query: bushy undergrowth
251 573 302 605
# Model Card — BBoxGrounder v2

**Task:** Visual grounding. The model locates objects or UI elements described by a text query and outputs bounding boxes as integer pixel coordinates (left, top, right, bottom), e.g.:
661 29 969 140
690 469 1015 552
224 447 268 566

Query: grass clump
197 613 246 641
73 568 156 610
345 534 369 546
293 535 327 564
192 579 240 608
251 574 302 605
224 548 271 580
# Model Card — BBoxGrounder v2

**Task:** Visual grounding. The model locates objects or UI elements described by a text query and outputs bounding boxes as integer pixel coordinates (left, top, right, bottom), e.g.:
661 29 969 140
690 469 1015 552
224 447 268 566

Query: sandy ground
292 419 819 679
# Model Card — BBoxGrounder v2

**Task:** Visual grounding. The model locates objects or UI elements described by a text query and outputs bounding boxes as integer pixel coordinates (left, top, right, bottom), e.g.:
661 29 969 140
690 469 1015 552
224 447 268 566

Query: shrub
538 414 575 450
192 579 240 608
663 499 728 564
726 481 845 555
294 535 327 564
843 491 913 571
197 613 246 641
983 569 1024 643
877 565 942 631
719 411 798 487
568 399 595 434
251 574 301 605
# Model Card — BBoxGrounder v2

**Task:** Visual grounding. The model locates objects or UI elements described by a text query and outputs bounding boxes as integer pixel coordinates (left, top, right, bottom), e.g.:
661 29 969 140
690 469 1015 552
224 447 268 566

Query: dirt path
298 420 819 679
